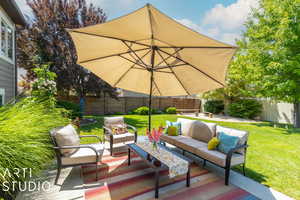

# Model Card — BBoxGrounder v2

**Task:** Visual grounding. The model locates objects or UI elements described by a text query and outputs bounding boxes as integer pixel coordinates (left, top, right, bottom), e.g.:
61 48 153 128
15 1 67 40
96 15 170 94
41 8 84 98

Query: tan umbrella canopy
68 4 237 129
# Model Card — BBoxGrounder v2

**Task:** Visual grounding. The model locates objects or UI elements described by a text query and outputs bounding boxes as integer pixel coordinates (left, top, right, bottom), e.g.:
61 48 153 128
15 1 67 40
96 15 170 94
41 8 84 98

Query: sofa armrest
225 144 248 167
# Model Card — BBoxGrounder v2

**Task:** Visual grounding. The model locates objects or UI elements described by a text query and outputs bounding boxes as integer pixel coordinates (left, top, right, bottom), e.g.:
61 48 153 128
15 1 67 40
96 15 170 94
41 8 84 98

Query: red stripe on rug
84 162 150 183
162 179 224 200
211 188 250 200
123 171 209 200
85 167 209 199
82 154 139 169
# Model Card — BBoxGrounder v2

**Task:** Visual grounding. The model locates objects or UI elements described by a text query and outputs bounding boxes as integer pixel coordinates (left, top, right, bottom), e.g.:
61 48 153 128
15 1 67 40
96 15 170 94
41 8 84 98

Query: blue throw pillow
165 121 182 135
217 132 239 154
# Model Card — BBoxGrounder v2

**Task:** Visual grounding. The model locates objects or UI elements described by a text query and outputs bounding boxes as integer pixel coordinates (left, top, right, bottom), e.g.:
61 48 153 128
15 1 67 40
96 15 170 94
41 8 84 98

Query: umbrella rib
119 54 148 69
155 47 183 67
159 46 237 49
132 67 173 74
122 41 149 67
79 48 149 64
113 50 152 87
156 50 190 95
158 48 225 86
69 30 151 48
153 79 162 96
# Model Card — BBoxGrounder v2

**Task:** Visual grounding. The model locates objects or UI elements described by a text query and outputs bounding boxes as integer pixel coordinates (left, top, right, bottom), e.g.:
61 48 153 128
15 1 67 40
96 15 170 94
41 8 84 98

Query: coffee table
127 143 192 198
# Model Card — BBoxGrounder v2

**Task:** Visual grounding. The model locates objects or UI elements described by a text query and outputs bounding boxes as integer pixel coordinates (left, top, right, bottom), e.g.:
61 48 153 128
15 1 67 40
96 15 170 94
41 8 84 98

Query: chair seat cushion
105 132 135 144
61 143 104 165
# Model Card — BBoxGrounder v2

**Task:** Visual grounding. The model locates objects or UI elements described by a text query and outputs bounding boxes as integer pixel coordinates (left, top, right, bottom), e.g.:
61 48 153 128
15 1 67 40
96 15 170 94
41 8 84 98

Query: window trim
0 8 15 64
0 88 5 105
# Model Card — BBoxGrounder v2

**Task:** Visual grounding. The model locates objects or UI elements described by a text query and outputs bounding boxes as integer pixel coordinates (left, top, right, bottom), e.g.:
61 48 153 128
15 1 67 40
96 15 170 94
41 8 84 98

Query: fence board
58 96 201 115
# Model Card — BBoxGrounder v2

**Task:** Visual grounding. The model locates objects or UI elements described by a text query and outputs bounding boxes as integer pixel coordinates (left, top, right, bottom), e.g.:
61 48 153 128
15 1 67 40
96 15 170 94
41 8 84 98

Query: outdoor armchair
50 125 103 185
103 116 137 156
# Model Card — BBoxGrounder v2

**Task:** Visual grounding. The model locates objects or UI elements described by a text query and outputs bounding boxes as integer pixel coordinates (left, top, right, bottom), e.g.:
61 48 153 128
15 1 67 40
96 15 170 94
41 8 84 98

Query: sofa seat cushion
61 143 103 165
160 135 206 154
195 146 244 167
161 135 244 167
105 132 135 143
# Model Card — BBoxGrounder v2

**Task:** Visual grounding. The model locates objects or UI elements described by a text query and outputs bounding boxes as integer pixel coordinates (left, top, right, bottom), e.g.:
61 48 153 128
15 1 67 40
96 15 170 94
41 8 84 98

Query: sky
16 0 259 45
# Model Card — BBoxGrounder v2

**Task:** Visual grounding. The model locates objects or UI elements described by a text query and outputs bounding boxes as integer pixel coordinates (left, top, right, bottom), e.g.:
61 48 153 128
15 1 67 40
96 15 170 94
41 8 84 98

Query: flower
147 126 163 143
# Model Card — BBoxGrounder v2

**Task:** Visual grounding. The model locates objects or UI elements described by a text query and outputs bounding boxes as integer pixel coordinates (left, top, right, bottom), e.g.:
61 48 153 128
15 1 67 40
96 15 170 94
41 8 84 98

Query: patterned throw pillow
111 124 127 135
165 121 182 135
217 132 239 154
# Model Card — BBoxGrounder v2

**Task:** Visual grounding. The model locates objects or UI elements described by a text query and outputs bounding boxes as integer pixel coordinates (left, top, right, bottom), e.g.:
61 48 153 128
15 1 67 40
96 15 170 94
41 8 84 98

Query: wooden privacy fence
58 96 201 115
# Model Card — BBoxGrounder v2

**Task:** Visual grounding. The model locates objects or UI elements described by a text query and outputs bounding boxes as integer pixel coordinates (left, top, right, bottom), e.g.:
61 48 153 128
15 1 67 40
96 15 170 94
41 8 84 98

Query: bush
133 106 150 115
228 99 262 119
204 100 224 114
165 107 177 114
56 100 81 119
133 107 163 115
0 98 70 199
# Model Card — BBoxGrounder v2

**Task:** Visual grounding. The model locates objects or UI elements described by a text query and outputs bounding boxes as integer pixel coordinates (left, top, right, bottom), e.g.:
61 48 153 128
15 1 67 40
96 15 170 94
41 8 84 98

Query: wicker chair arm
126 124 137 132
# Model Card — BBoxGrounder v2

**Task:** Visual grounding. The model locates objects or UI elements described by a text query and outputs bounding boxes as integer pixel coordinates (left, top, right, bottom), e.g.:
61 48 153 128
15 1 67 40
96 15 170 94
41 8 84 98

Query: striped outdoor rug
82 150 258 200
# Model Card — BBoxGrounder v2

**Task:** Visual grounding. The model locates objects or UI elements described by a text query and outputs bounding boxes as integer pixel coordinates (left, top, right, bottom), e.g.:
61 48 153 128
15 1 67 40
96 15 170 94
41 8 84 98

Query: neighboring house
0 0 25 105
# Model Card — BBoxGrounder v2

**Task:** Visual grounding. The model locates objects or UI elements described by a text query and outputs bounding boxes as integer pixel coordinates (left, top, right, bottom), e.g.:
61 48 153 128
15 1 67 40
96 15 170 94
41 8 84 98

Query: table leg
186 165 190 187
128 148 131 166
155 171 159 198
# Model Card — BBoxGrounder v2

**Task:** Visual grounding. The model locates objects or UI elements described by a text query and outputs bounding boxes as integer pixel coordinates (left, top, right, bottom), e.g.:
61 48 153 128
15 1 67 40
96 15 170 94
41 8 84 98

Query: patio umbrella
67 4 237 130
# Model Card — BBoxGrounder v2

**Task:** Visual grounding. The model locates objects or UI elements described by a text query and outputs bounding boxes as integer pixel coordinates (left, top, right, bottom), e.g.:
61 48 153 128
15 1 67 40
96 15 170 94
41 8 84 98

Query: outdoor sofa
160 118 248 185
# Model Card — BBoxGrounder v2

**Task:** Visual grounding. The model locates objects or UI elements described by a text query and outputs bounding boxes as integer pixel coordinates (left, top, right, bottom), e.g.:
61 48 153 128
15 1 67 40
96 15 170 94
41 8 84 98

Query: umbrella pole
148 70 153 131
148 46 156 131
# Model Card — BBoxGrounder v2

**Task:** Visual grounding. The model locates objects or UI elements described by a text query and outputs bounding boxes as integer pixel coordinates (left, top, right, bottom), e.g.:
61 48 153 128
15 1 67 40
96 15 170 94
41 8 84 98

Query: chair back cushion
54 124 80 156
111 123 128 134
188 120 215 143
216 126 248 154
104 116 125 129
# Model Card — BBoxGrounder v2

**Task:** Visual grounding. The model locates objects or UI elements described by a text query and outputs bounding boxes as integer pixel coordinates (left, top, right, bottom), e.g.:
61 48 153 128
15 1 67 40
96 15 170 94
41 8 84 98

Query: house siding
0 58 14 103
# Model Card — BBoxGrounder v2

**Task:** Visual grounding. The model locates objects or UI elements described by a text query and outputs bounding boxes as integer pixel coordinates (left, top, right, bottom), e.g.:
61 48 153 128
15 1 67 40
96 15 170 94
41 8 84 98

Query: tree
17 0 118 101
236 0 300 126
204 0 300 126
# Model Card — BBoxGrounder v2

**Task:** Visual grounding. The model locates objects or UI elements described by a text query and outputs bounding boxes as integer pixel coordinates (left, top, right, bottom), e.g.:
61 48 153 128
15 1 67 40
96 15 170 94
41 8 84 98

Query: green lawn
80 114 300 199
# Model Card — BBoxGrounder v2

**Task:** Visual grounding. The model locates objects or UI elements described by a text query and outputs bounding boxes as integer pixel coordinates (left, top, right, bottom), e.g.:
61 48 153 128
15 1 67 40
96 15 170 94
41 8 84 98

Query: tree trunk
293 102 300 128
79 95 85 119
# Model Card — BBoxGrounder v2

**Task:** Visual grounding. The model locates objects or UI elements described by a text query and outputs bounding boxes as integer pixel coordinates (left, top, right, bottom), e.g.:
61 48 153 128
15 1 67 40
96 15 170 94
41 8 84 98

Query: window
0 88 4 106
0 13 14 62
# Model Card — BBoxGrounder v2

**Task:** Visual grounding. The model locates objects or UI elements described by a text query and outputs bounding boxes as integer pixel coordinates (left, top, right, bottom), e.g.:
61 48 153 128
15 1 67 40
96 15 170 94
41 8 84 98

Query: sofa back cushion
189 120 216 143
177 118 195 136
216 126 248 154
55 124 80 156
104 116 125 130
